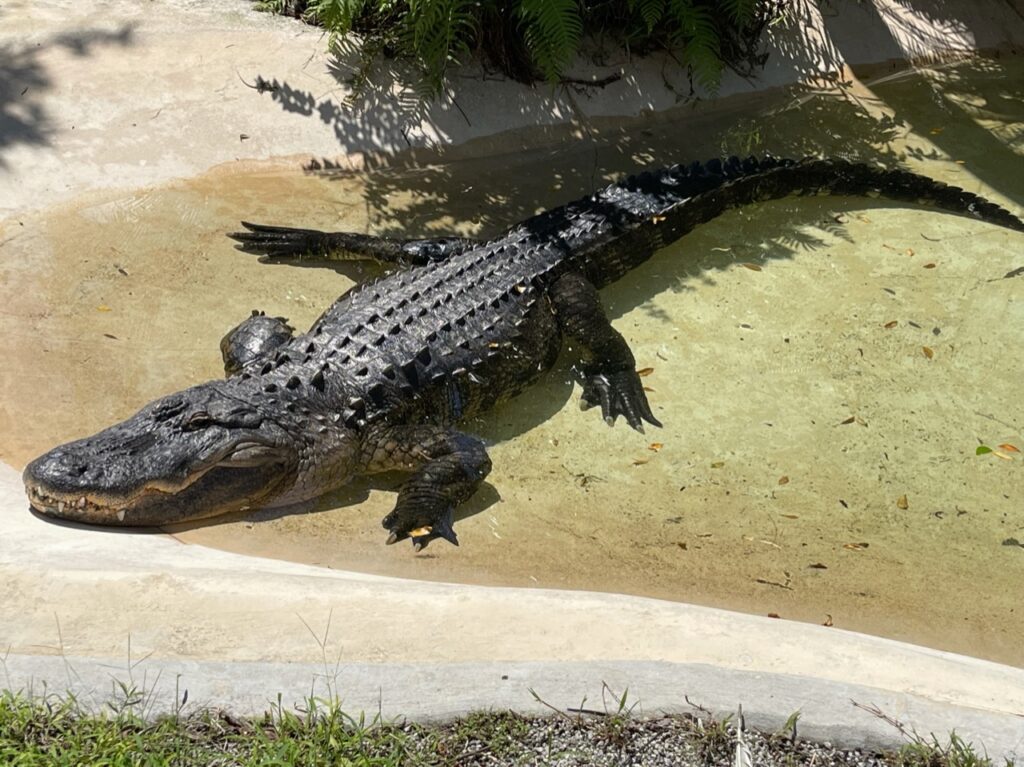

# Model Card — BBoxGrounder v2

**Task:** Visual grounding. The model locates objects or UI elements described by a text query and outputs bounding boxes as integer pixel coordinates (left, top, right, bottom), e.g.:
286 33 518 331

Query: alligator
23 157 1024 550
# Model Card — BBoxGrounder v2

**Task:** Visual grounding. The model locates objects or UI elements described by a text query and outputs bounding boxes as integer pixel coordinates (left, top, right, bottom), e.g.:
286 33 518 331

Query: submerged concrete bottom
1 462 1021 758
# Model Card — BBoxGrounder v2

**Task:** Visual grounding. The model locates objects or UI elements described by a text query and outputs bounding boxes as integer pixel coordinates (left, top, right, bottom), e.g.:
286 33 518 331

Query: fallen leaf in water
648 442 663 452
767 613 781 619
843 542 869 550
808 562 828 569
710 461 725 469
905 248 915 257
976 445 993 455
1003 538 1024 548
780 514 799 519
823 614 834 627
922 346 934 359
97 305 111 312
992 451 1013 461
778 476 790 485
676 541 688 550
923 262 936 269
896 494 909 510
840 416 855 425
998 443 1020 453
632 458 649 466
741 263 763 271
883 320 898 329
637 367 654 377
103 333 118 340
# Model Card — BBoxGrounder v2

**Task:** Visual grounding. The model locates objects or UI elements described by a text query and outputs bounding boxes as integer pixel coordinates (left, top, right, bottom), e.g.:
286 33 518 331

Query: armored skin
23 157 1024 550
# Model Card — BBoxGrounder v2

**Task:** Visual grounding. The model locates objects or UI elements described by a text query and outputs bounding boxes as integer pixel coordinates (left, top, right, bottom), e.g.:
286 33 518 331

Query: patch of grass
889 732 1002 767
0 689 1013 767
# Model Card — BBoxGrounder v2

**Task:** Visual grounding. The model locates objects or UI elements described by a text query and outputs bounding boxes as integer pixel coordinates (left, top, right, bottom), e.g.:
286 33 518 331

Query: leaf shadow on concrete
0 24 136 168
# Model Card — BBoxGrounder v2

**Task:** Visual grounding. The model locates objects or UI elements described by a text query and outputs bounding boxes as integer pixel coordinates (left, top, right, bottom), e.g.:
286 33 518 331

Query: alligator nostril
75 465 88 476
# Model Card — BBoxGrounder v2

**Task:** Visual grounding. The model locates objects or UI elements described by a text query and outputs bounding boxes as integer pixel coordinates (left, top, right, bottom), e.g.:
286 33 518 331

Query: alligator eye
184 412 214 430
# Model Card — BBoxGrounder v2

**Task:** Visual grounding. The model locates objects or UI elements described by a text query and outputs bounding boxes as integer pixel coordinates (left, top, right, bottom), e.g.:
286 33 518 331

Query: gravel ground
402 712 906 767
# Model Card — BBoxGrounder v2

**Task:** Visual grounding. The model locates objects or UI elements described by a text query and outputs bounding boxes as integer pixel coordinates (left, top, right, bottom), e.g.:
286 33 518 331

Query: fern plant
257 0 780 99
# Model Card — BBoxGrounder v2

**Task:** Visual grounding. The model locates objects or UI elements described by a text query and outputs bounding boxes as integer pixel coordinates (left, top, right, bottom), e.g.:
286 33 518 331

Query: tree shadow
0 24 135 168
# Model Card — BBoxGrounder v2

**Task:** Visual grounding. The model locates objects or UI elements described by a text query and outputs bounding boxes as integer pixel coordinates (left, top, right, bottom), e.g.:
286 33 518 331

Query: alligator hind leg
228 222 478 266
364 424 492 551
220 310 295 376
549 272 661 432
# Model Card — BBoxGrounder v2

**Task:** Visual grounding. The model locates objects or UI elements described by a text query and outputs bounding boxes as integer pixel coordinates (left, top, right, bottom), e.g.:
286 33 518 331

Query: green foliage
517 0 584 83
255 0 781 99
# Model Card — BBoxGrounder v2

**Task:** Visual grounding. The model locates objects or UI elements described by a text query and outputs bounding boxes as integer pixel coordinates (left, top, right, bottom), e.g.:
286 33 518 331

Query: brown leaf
808 562 828 569
840 416 856 425
923 263 937 269
778 476 790 485
896 494 909 510
676 541 688 551
637 367 654 377
905 248 915 257
96 305 112 312
843 542 869 550
822 614 834 627
922 346 934 359
780 514 799 519
632 458 649 466
741 263 763 271
648 442 663 452
883 320 898 329
767 613 781 619
710 461 725 469
998 443 1020 453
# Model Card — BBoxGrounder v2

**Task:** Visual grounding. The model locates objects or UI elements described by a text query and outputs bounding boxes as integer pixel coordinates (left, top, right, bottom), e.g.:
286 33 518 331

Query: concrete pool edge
2 462 1023 758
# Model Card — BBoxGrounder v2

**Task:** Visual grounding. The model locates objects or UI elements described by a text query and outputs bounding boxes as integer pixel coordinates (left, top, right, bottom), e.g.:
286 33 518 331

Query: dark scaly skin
24 157 1024 550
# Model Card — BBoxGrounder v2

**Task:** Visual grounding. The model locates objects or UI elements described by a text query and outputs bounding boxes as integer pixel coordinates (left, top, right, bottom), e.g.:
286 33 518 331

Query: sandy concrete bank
2 0 1023 217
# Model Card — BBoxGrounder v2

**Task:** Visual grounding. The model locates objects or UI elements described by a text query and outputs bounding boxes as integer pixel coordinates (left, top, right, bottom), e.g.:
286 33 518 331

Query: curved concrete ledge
3 0 1024 760
2 464 1023 758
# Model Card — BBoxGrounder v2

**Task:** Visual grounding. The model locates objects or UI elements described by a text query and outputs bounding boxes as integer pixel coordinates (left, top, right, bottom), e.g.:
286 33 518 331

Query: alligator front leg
228 222 477 266
364 424 492 551
550 272 662 432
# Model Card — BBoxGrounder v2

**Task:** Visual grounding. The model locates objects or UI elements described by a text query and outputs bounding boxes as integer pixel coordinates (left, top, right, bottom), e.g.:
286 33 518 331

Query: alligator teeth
77 497 87 508
57 501 66 513
117 509 126 522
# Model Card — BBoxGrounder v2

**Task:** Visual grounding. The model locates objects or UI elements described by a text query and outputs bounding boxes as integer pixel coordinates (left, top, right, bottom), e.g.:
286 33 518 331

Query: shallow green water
3 56 1022 663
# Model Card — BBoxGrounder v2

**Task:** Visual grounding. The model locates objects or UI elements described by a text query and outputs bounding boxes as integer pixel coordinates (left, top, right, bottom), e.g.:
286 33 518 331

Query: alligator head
22 378 348 526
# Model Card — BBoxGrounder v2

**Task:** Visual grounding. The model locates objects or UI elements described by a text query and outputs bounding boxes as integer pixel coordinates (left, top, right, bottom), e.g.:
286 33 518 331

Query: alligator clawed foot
383 506 459 552
227 221 330 258
580 369 662 433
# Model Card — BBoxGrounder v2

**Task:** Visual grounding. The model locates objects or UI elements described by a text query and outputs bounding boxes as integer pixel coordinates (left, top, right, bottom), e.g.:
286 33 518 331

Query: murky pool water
3 57 1022 663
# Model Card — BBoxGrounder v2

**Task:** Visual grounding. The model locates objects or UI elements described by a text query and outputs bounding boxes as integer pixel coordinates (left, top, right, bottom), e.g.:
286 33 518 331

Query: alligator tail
652 157 1024 239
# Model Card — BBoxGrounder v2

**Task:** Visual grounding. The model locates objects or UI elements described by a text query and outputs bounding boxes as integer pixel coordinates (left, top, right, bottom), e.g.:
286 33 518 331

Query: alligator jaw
25 481 142 525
